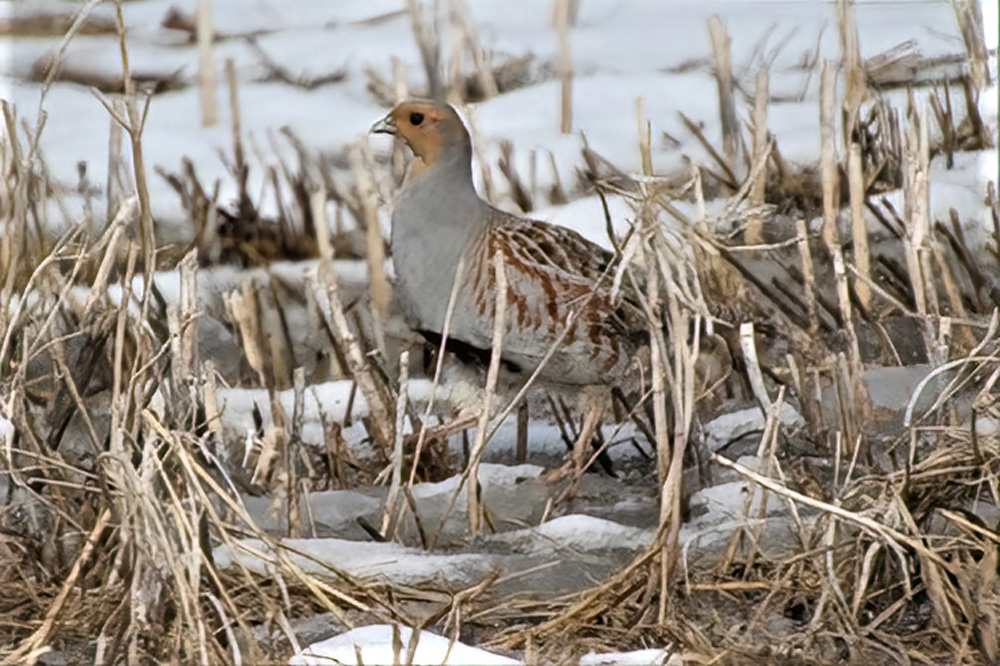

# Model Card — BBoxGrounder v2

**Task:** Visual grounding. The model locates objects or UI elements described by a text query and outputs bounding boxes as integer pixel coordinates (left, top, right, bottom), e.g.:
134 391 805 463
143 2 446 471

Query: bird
371 99 649 479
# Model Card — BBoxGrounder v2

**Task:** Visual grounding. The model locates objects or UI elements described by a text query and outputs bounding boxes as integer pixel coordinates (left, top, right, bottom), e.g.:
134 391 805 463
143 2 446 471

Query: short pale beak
370 115 396 135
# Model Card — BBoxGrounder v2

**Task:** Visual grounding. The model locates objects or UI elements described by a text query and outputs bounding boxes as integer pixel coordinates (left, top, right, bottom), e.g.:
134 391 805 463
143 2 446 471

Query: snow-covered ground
2 0 996 234
2 0 998 663
288 624 683 665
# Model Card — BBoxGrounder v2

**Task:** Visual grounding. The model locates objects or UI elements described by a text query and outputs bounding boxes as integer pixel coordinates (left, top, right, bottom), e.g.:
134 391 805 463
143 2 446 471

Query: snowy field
1 0 999 664
3 0 996 236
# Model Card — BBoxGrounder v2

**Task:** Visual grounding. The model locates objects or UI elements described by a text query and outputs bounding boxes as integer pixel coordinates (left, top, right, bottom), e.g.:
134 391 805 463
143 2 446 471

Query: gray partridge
372 100 648 474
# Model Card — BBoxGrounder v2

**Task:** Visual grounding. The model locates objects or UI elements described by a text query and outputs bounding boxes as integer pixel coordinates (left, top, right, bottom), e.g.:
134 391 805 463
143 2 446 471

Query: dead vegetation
29 52 188 95
1 0 998 665
0 11 116 38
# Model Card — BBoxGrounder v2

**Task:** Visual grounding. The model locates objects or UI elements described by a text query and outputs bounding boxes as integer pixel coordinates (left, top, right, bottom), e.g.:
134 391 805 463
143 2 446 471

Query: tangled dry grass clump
1 0 999 664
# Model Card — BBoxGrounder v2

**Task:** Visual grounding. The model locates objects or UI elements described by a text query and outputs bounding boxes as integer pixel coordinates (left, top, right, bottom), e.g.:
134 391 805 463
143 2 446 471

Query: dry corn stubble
2 2 999 665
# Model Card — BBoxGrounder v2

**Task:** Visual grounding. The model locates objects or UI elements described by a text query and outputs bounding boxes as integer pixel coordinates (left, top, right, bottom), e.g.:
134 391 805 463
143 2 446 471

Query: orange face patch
384 101 466 165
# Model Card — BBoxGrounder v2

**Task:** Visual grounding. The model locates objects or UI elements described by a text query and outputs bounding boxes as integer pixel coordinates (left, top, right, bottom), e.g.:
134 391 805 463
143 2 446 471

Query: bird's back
455 207 646 387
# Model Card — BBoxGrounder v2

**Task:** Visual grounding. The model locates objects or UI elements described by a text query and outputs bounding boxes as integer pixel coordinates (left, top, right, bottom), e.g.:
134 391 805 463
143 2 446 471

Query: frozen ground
2 0 998 663
287 624 682 665
1 0 996 234
289 625 521 666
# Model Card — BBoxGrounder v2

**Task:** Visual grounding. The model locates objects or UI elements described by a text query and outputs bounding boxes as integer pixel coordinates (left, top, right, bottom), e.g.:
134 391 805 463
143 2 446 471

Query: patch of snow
216 365 651 465
927 148 1000 252
70 259 369 314
289 625 520 666
452 418 650 464
975 415 999 437
410 463 544 503
580 647 682 666
217 378 438 441
703 404 804 453
491 514 653 556
214 537 506 589
688 475 788 521
680 483 806 565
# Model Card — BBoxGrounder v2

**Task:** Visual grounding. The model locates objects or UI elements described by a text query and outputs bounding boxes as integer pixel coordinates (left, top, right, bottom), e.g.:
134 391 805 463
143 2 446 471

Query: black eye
409 112 424 126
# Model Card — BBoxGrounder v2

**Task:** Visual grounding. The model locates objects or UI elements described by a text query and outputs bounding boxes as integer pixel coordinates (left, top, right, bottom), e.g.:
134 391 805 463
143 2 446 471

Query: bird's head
370 100 470 166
